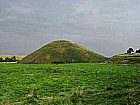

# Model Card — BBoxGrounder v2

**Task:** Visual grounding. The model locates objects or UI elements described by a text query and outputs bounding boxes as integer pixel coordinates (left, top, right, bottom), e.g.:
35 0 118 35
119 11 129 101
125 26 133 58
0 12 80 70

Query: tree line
127 48 140 54
0 56 17 62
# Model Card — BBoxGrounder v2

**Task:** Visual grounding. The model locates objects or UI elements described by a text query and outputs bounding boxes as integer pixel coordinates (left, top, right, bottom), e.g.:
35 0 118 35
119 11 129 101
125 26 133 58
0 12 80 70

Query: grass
0 63 140 105
19 40 106 64
108 53 140 65
118 53 140 57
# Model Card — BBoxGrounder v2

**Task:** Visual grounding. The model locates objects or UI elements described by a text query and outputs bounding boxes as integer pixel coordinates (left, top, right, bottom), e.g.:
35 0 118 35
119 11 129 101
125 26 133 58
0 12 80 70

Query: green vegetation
127 48 134 54
0 63 139 105
18 40 107 64
0 56 17 62
136 49 140 53
105 47 140 65
107 53 140 65
0 55 25 62
126 48 140 54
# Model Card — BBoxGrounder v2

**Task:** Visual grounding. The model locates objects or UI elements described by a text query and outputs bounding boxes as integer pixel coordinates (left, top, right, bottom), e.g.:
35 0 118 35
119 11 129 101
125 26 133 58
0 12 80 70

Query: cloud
74 0 98 13
10 4 34 14
0 0 140 56
0 16 17 21
1 1 35 15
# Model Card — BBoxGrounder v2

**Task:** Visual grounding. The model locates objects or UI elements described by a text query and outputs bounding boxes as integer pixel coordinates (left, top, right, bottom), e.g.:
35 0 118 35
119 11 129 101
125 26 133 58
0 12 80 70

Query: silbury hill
18 40 106 64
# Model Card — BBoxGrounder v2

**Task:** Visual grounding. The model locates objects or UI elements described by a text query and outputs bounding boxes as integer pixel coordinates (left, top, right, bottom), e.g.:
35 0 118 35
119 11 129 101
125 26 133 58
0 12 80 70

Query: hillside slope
18 40 106 64
107 53 140 65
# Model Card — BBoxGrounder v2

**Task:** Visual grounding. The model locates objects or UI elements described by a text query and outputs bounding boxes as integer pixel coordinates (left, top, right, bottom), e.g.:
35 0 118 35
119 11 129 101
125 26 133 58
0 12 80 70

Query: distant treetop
136 49 140 53
127 48 134 54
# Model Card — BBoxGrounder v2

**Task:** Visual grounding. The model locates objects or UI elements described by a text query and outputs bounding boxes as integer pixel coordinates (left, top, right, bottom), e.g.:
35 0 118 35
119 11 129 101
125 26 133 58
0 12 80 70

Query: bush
0 56 17 62
0 57 3 62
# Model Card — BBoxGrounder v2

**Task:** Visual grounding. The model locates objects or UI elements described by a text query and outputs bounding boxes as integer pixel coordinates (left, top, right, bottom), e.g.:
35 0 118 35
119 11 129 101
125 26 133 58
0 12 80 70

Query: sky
0 0 140 57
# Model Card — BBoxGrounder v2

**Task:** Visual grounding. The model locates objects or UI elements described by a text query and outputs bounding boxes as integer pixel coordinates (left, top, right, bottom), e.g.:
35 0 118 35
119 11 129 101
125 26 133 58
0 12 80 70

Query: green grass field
0 63 140 105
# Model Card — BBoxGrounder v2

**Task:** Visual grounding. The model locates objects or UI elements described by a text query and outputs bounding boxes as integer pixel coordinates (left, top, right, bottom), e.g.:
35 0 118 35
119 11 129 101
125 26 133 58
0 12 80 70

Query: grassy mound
107 53 140 65
18 40 106 64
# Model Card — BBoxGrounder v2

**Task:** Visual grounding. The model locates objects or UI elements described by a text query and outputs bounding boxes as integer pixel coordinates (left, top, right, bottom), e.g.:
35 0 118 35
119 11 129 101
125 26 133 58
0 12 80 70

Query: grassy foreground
0 63 140 105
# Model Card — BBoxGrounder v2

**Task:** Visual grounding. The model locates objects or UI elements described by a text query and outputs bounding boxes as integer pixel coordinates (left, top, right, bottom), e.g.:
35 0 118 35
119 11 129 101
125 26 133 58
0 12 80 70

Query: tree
0 57 3 62
11 56 16 62
5 57 11 62
136 49 140 53
127 48 134 53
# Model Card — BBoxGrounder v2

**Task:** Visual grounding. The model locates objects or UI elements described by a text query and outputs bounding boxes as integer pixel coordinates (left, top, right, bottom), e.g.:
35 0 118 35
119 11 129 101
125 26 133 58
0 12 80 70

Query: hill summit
18 40 106 64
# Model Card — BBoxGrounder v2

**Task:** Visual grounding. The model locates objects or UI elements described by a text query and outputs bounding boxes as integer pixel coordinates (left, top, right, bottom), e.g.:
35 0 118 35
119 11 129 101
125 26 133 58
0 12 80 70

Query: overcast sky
0 0 140 57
